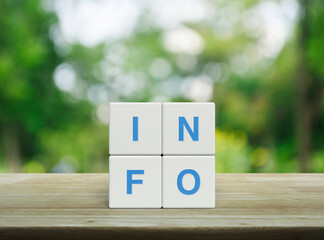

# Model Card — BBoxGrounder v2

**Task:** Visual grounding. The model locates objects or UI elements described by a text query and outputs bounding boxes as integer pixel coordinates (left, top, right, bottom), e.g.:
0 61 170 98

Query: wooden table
0 174 324 239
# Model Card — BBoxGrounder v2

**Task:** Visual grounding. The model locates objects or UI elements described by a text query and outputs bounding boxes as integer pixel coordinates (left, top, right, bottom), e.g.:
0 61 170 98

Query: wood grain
0 174 323 239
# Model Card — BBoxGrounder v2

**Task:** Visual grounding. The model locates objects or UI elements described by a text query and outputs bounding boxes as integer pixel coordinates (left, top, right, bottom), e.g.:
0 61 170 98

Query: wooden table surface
0 174 324 240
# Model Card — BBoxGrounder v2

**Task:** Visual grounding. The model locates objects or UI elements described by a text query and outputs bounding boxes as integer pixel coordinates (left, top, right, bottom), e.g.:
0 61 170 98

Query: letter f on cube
127 170 144 194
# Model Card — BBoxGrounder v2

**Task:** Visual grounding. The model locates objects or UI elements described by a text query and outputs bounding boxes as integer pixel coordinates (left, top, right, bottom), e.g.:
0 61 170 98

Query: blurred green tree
0 0 93 172
295 0 324 172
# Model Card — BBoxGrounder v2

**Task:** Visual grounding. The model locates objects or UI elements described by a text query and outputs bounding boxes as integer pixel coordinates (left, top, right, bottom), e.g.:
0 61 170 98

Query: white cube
162 102 215 155
109 102 161 155
109 156 161 208
162 156 215 208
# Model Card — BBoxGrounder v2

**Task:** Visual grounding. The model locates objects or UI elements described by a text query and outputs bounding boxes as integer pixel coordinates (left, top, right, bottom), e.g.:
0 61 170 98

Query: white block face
162 103 215 155
109 156 161 208
162 156 215 208
109 102 161 155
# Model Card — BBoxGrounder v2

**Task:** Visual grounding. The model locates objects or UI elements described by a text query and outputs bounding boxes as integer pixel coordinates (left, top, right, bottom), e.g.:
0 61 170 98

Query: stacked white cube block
109 102 215 208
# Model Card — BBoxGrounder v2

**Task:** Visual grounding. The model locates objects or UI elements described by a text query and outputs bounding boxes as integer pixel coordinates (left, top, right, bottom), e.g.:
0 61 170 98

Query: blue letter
133 116 138 141
179 116 199 141
177 169 200 195
127 170 144 194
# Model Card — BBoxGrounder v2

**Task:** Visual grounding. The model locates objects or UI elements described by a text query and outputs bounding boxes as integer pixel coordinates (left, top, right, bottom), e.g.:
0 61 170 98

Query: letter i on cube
109 102 215 208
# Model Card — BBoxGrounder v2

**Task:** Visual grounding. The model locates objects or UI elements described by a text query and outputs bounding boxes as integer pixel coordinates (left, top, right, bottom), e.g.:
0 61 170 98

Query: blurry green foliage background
0 0 323 173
